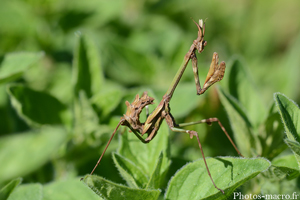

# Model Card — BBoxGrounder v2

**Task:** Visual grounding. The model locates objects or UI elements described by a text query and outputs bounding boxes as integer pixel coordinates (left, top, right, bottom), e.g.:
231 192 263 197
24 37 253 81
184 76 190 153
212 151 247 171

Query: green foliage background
1 0 300 199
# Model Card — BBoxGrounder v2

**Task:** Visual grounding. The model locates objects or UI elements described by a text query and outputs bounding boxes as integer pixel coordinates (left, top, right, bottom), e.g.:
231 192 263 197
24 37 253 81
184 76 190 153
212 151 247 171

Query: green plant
1 1 300 200
217 59 300 196
0 32 276 200
0 33 270 200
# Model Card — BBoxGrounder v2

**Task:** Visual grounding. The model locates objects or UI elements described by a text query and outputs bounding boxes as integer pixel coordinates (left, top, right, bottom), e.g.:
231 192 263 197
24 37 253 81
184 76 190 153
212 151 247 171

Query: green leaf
272 154 299 170
83 175 160 200
0 1 39 36
278 32 300 98
43 179 101 200
45 64 73 105
274 93 300 142
268 154 300 180
0 52 44 84
285 139 300 169
104 42 156 86
274 93 300 166
73 34 104 98
112 152 148 188
91 83 123 119
7 84 67 127
259 109 286 160
146 152 163 189
0 126 67 183
7 183 42 200
73 91 100 144
218 88 255 157
165 157 270 200
118 90 171 178
0 178 22 200
260 176 300 196
228 58 266 128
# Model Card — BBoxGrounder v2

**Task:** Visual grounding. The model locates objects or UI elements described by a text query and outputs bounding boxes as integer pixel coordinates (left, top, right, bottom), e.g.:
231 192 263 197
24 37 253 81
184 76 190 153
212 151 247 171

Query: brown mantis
88 19 243 194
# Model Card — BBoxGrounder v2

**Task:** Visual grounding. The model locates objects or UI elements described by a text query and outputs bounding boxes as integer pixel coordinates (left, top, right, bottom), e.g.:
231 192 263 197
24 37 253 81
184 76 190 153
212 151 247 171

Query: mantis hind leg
177 118 243 157
164 113 224 193
168 125 225 194
164 113 244 194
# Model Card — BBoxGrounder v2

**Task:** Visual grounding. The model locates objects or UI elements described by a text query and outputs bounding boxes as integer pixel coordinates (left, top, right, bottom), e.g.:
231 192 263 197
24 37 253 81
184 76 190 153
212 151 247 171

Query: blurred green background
1 0 300 197
1 0 299 101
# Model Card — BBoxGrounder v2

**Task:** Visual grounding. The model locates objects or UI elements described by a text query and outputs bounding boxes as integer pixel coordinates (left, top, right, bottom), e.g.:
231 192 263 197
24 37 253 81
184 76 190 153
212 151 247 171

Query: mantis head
192 19 207 53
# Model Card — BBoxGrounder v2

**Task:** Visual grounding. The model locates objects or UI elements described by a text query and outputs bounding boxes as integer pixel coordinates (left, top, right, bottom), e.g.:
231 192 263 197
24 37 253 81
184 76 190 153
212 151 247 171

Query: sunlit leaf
268 154 300 180
146 152 164 189
274 93 300 142
112 152 148 188
43 179 100 200
285 139 300 169
73 34 104 98
0 126 67 183
274 93 300 166
218 88 255 157
83 175 160 200
7 183 42 200
228 58 267 129
0 52 44 84
165 157 270 200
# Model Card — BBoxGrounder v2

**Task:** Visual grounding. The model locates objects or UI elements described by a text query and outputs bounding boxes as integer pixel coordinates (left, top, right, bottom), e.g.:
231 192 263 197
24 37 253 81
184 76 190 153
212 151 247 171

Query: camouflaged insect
88 19 243 194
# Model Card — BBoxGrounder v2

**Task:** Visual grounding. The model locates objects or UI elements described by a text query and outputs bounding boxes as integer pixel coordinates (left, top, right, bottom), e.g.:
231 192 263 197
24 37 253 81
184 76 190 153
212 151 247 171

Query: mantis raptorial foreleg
191 51 226 95
191 52 202 93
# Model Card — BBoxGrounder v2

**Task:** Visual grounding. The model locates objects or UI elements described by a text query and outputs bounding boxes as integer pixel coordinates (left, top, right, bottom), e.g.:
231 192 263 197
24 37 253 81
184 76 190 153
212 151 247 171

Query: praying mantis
88 19 243 194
